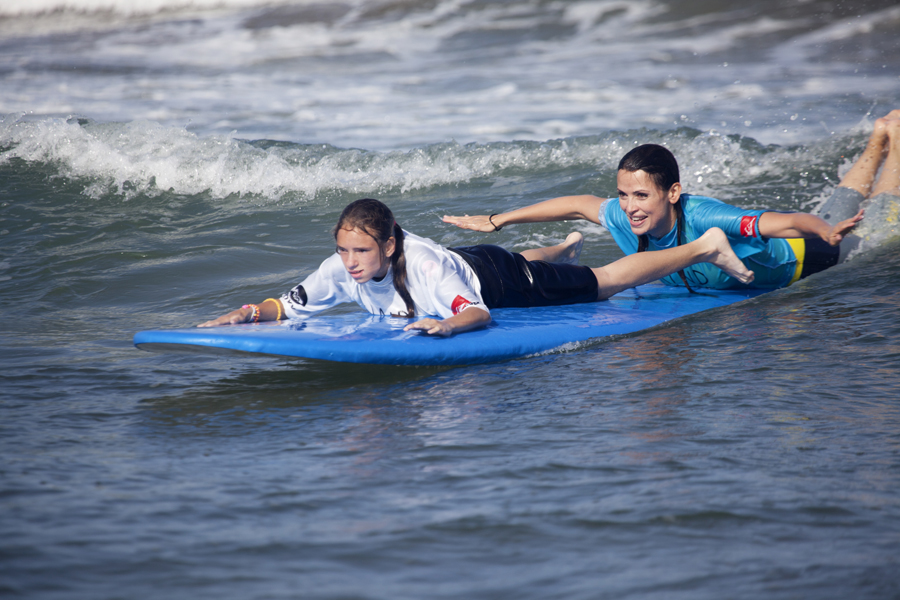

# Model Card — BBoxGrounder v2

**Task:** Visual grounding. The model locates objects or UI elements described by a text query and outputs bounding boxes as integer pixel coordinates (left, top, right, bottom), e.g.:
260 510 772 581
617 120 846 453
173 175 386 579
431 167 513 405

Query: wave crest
0 114 862 204
0 115 613 200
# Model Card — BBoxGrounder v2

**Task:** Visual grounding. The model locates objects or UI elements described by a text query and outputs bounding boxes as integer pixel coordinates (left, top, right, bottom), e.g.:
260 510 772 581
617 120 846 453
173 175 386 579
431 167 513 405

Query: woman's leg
837 113 895 197
870 117 900 198
818 110 898 227
519 232 584 264
591 228 753 300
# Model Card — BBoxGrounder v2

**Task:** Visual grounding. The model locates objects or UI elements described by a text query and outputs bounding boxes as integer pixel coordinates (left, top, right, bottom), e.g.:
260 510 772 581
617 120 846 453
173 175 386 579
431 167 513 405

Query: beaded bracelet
241 304 260 323
264 298 283 321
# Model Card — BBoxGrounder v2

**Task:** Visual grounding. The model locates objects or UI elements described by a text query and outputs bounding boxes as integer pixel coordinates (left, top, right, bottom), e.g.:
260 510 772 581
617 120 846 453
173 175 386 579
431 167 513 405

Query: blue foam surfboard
133 284 770 366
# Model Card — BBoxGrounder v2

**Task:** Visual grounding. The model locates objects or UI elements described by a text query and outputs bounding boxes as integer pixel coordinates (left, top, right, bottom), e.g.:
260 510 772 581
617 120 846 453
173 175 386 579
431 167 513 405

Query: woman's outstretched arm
442 195 606 232
758 210 863 246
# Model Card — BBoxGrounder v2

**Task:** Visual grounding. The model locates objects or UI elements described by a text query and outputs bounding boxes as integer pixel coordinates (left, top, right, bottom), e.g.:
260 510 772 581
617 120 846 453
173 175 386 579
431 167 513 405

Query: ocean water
2 1 900 598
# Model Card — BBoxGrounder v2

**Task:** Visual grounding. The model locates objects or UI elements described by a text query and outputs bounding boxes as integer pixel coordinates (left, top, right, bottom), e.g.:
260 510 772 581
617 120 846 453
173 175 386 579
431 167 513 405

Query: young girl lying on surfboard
443 110 900 291
198 198 753 336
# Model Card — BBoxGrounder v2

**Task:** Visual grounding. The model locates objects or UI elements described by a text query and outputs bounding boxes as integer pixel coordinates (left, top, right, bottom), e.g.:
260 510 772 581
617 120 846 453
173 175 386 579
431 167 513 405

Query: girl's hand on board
404 318 455 337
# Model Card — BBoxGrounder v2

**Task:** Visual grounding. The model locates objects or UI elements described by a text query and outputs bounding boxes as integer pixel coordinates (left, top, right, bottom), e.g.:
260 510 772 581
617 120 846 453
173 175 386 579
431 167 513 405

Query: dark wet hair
619 144 694 293
334 198 416 317
617 143 681 193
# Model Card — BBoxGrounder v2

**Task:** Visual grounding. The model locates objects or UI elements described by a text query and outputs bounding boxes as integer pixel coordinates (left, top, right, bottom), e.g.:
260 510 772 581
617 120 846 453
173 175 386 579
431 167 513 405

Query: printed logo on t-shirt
740 215 758 237
451 295 477 315
288 285 308 306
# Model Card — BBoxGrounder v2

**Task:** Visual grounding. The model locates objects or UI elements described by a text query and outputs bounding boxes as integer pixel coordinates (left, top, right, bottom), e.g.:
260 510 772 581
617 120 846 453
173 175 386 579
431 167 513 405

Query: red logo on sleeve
740 215 758 237
451 295 474 315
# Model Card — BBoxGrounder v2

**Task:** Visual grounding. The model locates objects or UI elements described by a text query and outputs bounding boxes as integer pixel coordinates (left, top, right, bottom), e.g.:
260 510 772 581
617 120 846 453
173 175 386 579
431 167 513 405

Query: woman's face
335 227 394 283
616 169 681 239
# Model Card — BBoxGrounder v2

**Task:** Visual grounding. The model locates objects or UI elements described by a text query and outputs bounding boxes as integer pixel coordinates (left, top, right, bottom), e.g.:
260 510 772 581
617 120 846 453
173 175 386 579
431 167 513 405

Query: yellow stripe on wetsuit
787 238 805 286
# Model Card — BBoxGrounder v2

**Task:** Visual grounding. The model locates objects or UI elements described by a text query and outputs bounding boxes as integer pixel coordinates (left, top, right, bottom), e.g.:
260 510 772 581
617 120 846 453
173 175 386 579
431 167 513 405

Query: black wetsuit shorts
449 245 599 309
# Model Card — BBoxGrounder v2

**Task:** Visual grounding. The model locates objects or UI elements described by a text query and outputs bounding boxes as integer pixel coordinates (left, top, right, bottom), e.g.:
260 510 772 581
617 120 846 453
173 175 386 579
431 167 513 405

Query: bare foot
871 118 900 198
873 116 894 143
872 110 900 144
558 231 584 265
520 231 584 263
886 117 900 140
700 227 755 284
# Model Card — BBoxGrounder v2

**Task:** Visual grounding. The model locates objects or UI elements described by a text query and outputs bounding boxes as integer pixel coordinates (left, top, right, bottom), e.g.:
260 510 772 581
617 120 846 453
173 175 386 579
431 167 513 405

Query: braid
334 198 416 318
390 222 416 318
674 199 695 293
637 234 648 252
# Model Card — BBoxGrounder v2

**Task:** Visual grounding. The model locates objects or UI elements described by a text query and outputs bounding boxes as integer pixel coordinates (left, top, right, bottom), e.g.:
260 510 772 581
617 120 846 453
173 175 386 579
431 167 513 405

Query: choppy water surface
2 0 900 598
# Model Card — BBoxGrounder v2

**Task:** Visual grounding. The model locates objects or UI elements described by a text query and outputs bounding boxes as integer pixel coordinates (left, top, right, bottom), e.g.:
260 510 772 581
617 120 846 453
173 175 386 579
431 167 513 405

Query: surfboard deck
134 284 771 366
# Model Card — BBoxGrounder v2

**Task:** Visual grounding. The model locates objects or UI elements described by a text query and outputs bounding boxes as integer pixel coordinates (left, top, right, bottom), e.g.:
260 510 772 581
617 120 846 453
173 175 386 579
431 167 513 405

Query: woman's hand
441 214 498 232
824 209 864 245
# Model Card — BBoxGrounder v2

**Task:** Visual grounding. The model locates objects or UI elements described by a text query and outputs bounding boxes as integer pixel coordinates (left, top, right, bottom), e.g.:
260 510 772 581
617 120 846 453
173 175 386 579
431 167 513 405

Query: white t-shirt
280 231 489 319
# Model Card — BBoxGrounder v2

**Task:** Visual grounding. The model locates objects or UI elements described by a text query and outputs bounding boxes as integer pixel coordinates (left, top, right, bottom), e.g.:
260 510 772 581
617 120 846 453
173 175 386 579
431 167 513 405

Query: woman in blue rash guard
443 110 900 290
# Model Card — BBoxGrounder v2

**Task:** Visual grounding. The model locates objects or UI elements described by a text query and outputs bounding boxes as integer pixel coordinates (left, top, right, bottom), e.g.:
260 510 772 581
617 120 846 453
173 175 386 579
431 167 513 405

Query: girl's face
616 169 682 239
335 227 395 283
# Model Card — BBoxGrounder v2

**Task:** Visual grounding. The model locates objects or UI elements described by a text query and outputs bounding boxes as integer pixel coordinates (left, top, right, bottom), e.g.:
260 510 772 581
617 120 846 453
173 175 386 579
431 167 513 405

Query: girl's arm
197 298 285 328
758 210 864 246
403 306 491 337
198 255 349 328
442 195 607 232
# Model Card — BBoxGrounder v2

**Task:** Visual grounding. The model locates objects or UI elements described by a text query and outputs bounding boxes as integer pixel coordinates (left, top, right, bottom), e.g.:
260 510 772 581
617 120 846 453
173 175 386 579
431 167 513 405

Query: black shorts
449 245 599 309
788 237 841 284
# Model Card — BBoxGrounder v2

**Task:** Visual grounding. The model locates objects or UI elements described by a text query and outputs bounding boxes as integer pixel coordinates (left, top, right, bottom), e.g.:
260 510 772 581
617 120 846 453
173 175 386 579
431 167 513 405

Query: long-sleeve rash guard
280 230 488 319
600 194 797 289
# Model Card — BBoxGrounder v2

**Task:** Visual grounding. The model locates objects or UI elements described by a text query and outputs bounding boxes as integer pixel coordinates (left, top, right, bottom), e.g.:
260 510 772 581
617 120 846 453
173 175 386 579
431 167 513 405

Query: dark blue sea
2 1 900 598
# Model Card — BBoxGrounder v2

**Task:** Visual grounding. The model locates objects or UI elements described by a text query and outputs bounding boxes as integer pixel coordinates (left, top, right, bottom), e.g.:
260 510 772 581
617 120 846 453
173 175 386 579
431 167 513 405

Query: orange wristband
242 304 260 323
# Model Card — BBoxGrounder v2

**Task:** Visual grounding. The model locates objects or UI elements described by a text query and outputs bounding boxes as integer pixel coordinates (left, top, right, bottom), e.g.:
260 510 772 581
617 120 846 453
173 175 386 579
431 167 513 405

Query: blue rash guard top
600 194 797 289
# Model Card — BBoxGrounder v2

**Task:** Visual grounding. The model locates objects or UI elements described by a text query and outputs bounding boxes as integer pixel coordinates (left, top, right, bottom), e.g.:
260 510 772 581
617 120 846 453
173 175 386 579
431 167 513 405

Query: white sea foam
1 113 862 205
0 0 275 18
1 0 896 151
771 4 900 64
0 115 604 200
1 0 891 203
